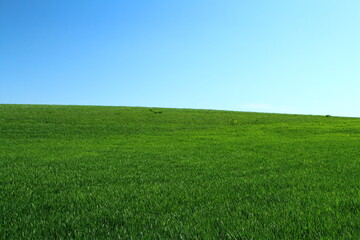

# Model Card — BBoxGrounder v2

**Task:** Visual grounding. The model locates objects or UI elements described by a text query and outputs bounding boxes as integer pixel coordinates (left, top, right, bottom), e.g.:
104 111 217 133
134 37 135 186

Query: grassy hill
1 104 359 239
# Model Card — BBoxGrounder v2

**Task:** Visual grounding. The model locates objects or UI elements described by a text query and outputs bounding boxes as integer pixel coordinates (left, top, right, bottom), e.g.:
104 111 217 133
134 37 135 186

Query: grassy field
1 104 360 239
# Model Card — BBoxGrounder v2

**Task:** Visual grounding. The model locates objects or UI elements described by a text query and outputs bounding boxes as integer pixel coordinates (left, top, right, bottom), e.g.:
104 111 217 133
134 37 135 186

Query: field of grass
1 104 360 239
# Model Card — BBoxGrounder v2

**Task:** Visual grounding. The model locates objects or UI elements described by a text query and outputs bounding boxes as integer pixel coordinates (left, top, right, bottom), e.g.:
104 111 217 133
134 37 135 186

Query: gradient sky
1 0 359 117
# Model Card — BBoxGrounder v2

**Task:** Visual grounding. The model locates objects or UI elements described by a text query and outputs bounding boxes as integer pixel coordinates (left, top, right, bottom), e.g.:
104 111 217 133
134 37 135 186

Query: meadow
1 104 359 239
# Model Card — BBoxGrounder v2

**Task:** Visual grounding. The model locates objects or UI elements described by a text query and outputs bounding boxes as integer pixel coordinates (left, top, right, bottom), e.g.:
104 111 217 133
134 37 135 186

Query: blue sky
1 0 359 117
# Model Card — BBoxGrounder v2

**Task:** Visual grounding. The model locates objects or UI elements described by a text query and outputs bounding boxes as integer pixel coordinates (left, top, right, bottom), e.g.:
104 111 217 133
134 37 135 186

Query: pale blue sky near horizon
1 0 359 117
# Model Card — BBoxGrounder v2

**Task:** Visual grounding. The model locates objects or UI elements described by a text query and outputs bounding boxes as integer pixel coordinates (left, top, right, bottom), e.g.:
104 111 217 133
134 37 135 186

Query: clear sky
1 0 359 117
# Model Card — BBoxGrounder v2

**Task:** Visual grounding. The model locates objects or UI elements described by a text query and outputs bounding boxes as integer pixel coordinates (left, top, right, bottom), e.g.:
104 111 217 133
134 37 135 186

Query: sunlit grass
1 104 359 239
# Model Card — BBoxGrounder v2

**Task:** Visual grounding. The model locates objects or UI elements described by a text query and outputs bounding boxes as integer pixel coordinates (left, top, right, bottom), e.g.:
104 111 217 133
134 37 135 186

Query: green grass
1 104 360 239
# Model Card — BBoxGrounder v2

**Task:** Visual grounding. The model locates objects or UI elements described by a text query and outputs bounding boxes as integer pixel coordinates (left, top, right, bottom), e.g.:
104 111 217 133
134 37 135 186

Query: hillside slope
1 104 360 239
